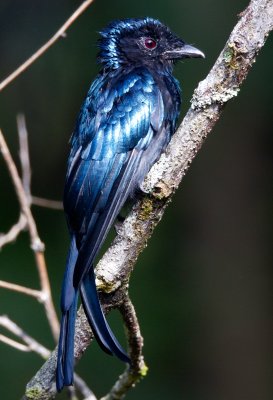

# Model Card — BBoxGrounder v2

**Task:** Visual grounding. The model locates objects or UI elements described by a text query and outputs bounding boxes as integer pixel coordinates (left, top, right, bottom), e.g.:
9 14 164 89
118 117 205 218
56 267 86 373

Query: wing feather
63 67 165 306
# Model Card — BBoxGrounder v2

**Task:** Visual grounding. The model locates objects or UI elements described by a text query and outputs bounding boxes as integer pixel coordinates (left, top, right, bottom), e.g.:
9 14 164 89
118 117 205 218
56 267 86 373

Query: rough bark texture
24 0 273 398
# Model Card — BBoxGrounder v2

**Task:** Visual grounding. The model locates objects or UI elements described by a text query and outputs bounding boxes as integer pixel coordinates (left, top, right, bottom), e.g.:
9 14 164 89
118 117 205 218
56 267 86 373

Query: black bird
56 17 204 391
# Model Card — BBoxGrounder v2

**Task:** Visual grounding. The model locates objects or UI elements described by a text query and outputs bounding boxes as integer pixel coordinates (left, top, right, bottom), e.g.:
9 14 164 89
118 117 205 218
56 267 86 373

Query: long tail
56 237 78 392
72 153 140 365
80 267 130 363
56 152 139 390
56 293 78 391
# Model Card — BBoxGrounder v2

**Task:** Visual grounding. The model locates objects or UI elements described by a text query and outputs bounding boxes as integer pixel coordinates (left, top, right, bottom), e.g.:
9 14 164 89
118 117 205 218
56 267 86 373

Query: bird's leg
114 201 132 234
114 214 125 234
117 214 125 223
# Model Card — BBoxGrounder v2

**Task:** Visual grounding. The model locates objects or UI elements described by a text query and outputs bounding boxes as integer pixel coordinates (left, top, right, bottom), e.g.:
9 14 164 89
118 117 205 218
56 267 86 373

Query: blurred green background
0 1 272 399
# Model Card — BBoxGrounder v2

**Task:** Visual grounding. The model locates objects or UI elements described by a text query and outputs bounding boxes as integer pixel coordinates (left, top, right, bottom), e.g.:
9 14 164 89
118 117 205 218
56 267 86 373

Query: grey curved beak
179 44 205 58
165 43 205 60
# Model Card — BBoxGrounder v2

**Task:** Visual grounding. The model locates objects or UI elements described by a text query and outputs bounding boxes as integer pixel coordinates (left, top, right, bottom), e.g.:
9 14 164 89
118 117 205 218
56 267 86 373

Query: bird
56 17 204 391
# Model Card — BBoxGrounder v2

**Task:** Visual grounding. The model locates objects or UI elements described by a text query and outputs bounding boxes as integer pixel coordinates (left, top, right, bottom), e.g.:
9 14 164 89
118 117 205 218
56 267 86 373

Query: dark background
0 1 272 399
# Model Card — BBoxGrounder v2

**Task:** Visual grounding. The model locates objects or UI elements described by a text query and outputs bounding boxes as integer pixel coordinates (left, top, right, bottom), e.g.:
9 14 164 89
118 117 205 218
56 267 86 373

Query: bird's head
98 17 204 70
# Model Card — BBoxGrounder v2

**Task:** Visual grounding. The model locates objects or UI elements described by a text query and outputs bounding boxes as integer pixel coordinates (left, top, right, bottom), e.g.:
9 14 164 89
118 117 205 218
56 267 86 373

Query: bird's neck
101 59 174 79
146 61 175 80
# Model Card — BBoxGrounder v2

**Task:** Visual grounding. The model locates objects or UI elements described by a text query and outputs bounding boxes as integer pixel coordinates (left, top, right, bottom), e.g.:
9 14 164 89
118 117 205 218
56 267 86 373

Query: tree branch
0 0 95 92
23 0 273 398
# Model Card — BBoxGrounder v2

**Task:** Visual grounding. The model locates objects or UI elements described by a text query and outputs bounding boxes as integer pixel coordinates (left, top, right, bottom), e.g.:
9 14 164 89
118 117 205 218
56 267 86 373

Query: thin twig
0 315 50 359
0 0 95 92
74 375 98 400
67 385 78 400
0 334 31 352
100 297 147 400
35 253 60 341
0 280 44 301
16 114 63 211
0 213 27 248
0 130 41 245
31 196 63 210
17 114 31 201
0 129 60 341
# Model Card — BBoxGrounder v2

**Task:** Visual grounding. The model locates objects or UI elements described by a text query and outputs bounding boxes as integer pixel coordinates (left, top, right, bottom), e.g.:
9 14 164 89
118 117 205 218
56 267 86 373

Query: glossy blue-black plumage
56 17 204 391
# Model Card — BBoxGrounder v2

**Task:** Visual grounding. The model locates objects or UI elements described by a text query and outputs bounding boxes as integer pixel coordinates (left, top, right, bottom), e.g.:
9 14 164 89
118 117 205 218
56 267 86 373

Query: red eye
144 37 157 50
